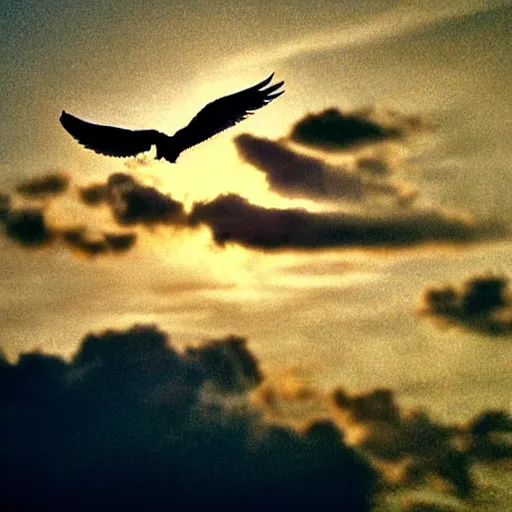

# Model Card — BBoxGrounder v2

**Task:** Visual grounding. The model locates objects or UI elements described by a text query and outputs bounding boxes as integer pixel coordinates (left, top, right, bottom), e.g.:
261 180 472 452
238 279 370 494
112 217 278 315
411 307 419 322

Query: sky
1 1 512 510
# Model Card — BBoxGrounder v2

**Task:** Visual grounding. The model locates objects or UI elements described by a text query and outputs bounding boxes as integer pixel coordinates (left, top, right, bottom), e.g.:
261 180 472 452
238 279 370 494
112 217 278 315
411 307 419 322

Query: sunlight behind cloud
132 139 327 212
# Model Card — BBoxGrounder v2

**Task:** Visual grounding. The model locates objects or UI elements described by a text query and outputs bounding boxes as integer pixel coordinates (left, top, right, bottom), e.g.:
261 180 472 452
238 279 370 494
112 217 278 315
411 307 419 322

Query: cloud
251 371 512 502
106 173 186 226
400 500 460 512
0 173 189 256
0 193 10 221
3 209 55 247
188 194 505 251
61 229 137 256
15 172 70 198
184 335 262 393
61 229 109 256
103 232 137 252
467 410 512 461
419 274 512 335
79 174 186 226
0 201 137 257
0 173 188 255
332 387 512 499
234 134 416 204
78 183 108 206
357 156 392 176
288 108 428 151
0 325 375 511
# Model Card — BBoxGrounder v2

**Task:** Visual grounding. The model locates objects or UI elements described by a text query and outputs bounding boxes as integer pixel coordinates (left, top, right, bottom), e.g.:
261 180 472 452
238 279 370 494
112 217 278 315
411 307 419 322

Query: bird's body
60 74 284 163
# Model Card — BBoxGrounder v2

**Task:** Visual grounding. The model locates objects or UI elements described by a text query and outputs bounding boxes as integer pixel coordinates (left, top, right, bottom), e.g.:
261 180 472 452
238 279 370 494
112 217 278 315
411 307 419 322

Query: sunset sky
2 1 512 510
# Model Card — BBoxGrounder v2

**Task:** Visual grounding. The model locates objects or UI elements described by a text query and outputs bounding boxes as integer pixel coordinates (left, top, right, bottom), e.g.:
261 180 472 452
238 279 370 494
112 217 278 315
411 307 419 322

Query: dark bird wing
172 73 284 155
60 111 161 158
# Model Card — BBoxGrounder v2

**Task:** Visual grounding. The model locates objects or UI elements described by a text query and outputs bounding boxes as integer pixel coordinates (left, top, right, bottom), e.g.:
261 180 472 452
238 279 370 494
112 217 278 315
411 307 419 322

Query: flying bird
60 74 284 164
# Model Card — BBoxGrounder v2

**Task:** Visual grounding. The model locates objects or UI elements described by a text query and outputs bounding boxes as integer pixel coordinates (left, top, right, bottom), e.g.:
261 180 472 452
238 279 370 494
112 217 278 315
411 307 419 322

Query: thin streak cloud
228 1 508 68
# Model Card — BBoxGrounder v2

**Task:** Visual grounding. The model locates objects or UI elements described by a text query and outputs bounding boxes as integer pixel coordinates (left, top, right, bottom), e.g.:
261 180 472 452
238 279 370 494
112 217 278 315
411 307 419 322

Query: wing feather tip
266 91 285 101
254 73 275 90
261 82 285 96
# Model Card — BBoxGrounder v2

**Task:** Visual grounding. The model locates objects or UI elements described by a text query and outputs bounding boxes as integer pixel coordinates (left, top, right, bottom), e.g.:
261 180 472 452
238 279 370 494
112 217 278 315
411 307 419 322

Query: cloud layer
189 194 504 251
0 325 375 511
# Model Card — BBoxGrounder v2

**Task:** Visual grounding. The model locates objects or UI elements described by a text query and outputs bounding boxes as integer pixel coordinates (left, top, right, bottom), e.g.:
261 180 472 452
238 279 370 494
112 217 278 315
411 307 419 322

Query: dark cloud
332 387 512 499
78 183 108 206
189 194 504 251
184 336 262 393
357 156 391 176
61 229 109 256
107 173 186 226
0 201 137 256
289 107 428 150
61 229 137 256
0 173 185 256
0 325 376 512
79 174 186 226
15 172 70 198
234 134 413 203
401 501 460 512
103 232 137 252
0 193 11 221
419 274 512 335
467 410 512 461
3 209 55 247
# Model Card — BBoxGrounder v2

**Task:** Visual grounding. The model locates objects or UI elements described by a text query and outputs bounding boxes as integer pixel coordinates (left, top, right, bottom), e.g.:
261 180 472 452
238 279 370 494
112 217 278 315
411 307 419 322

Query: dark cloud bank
3 325 510 511
189 194 504 251
420 274 512 335
6 189 497 256
80 173 504 253
0 325 375 512
2 166 508 256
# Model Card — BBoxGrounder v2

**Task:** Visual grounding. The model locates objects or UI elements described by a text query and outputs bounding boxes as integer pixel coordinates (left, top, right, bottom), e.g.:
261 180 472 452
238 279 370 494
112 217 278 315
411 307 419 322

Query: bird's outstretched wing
60 111 161 158
172 73 284 155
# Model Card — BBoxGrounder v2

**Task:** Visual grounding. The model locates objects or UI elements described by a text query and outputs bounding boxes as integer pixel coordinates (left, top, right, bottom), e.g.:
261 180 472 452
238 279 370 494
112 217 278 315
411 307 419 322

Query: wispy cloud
228 1 508 68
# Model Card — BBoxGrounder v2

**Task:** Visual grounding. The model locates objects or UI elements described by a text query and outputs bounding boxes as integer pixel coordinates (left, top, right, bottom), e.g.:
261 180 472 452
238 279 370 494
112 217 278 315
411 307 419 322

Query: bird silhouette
60 74 284 163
